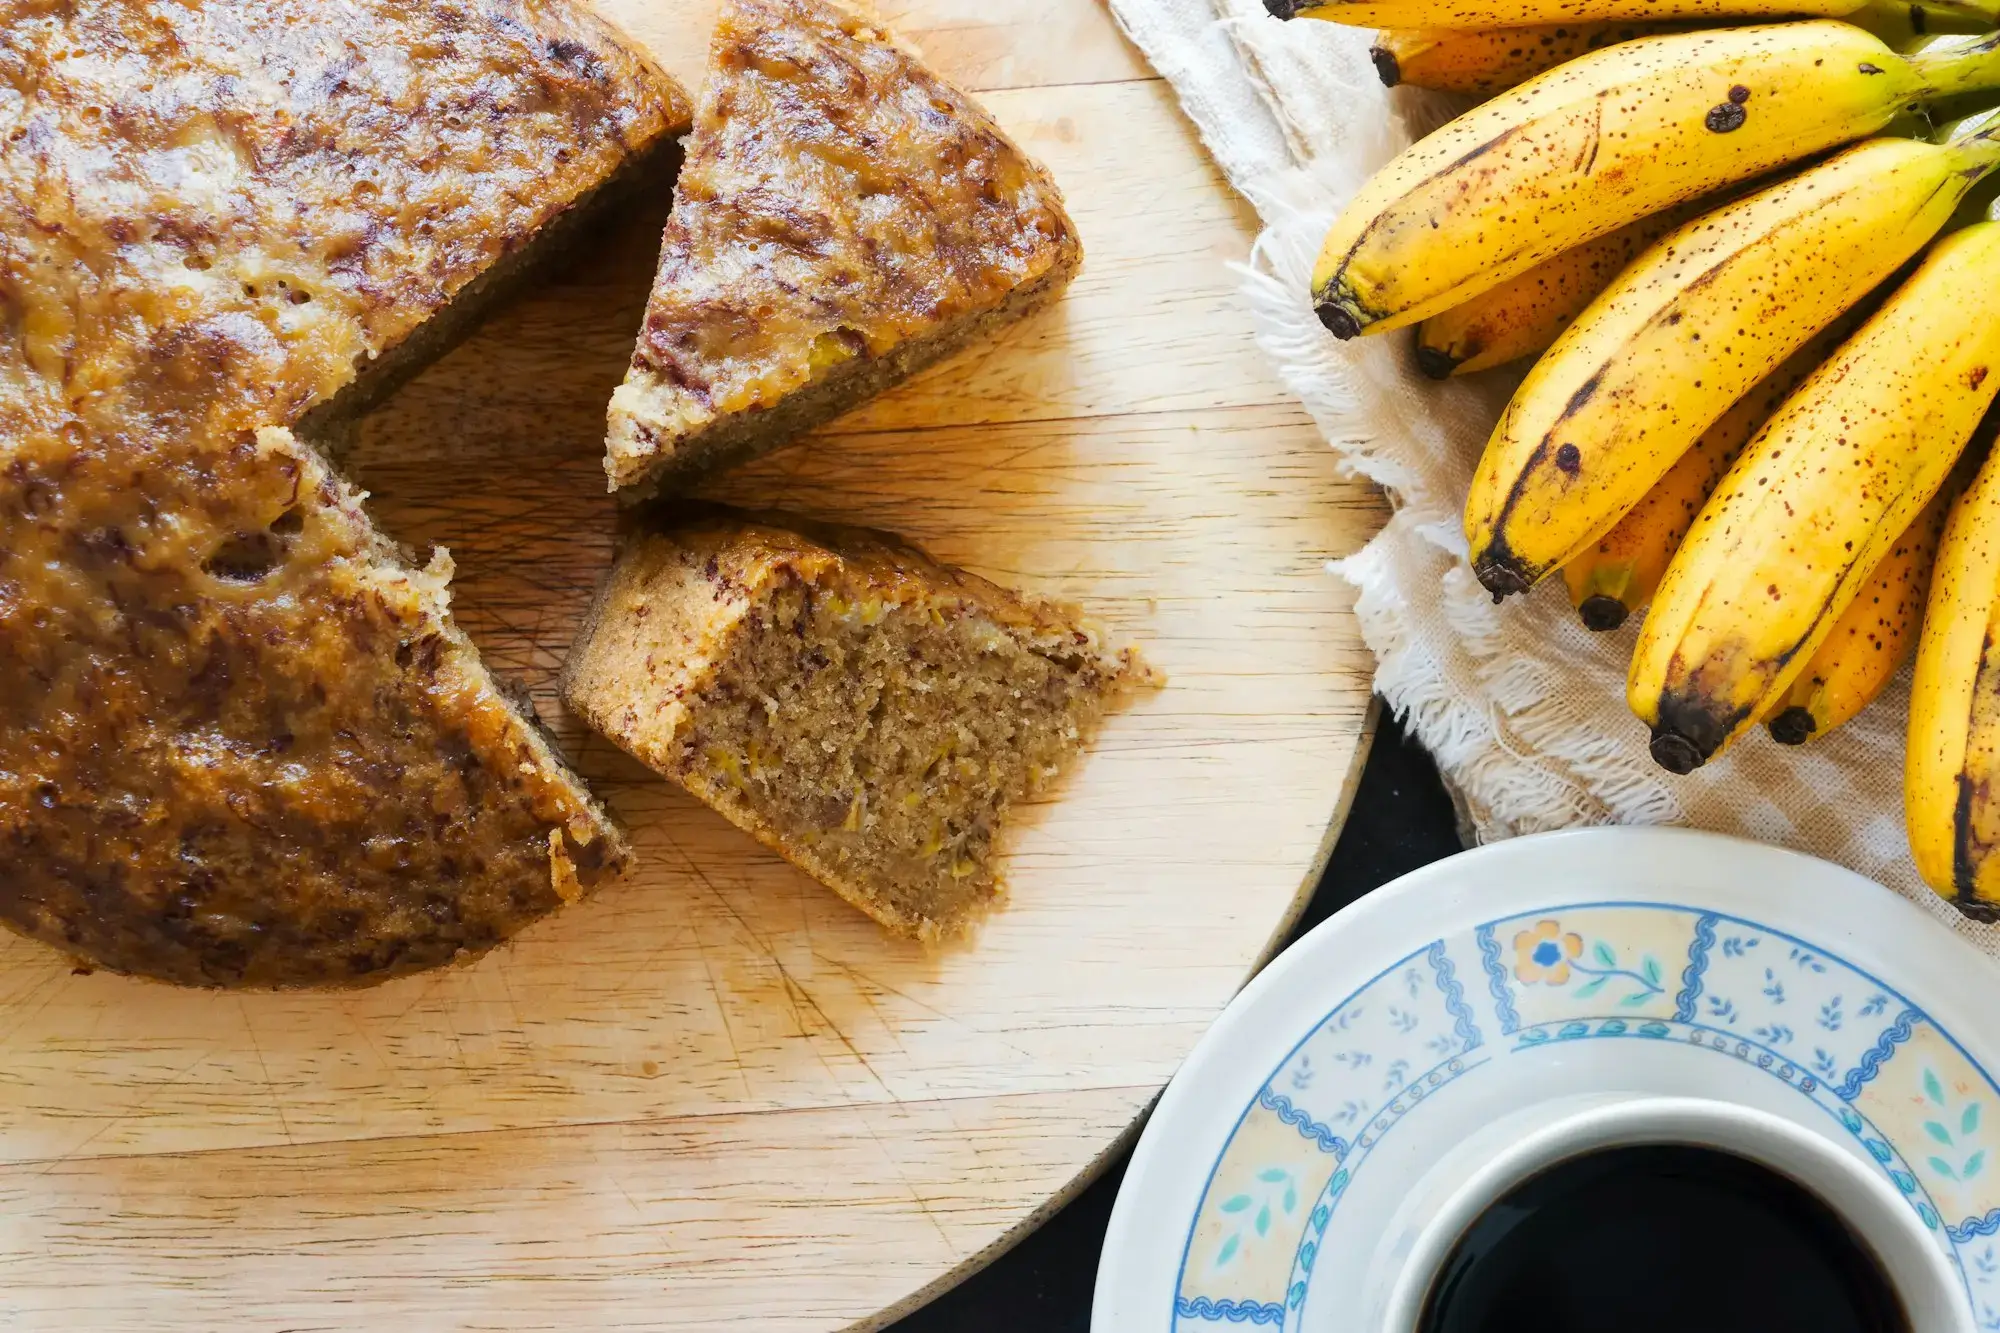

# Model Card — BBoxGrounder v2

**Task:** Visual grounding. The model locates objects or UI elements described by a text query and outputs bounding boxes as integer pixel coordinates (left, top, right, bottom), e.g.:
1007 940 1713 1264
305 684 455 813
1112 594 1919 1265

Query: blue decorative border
1168 943 1435 1329
1278 1054 1483 1327
1951 1209 2000 1244
1174 1296 1285 1324
1835 1007 1925 1102
1512 1018 1952 1239
1518 1017 1671 1045
1257 1088 1347 1159
1474 924 1520 1036
1672 912 1716 1023
1429 939 1483 1052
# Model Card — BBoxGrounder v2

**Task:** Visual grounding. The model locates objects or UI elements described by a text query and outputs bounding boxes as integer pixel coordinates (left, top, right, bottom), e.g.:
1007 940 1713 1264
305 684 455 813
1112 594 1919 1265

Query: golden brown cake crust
604 0 1081 491
1 0 690 439
0 0 689 987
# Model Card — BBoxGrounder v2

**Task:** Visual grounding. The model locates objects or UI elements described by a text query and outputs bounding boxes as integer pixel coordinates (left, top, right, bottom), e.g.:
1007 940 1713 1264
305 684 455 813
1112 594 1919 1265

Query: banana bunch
1282 0 2000 915
1466 130 1994 599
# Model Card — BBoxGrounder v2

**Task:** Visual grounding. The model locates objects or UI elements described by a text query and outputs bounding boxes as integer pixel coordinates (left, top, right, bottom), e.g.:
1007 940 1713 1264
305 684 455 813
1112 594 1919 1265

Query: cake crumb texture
563 507 1155 938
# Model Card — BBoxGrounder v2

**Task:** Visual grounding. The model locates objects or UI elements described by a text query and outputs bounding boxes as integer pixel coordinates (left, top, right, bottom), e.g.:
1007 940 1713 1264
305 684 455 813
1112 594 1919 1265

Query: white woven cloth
1103 0 2000 958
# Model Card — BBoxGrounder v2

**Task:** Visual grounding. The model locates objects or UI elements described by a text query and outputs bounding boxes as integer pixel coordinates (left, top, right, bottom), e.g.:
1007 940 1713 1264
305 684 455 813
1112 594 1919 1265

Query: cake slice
561 507 1153 937
0 0 690 987
603 0 1082 495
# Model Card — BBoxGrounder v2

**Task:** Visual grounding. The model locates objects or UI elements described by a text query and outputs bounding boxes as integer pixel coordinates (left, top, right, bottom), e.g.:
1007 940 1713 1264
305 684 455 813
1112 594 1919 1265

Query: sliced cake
0 0 691 987
603 0 1082 495
562 507 1153 938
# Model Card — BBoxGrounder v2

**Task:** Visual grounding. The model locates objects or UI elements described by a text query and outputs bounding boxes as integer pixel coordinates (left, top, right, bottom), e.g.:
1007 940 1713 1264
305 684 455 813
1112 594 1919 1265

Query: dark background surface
887 707 1465 1332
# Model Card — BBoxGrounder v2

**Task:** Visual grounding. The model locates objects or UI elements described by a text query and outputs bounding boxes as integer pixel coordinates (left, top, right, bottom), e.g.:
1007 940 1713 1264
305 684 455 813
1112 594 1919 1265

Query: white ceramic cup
1346 1094 1968 1332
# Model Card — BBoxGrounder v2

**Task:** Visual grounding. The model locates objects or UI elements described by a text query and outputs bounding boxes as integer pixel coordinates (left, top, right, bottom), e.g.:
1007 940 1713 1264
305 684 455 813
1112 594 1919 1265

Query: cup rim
1378 1094 1968 1333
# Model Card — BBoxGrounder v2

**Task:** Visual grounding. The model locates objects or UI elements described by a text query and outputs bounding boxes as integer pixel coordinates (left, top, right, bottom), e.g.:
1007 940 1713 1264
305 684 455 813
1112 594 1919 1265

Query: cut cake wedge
562 507 1153 937
603 0 1082 494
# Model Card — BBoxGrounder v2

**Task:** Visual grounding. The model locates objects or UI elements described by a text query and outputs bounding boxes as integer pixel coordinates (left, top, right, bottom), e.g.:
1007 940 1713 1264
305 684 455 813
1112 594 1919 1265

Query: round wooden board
0 2 1383 1328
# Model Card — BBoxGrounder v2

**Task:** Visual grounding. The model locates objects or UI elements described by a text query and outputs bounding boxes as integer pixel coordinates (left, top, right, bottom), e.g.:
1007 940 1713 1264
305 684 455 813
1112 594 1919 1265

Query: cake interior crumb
678 564 1141 934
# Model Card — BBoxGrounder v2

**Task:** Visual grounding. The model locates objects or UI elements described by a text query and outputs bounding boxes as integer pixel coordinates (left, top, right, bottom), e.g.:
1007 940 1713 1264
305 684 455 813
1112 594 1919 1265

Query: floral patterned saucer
1093 828 2000 1331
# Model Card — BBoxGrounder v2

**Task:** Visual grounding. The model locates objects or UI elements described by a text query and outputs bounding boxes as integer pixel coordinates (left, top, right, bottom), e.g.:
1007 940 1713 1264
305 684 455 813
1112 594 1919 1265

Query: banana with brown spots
1415 195 1708 378
1559 313 1866 630
1628 219 2000 773
1368 23 1683 97
1766 478 1955 744
1311 24 2000 339
1907 417 2000 919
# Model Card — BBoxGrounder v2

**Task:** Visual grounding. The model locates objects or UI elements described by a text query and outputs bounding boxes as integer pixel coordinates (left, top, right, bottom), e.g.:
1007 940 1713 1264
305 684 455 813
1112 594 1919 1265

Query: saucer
1094 828 2000 1330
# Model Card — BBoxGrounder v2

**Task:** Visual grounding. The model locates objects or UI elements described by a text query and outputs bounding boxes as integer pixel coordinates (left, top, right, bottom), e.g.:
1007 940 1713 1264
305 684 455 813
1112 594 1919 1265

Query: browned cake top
1 0 689 442
605 0 1078 485
0 0 688 987
3 426 625 986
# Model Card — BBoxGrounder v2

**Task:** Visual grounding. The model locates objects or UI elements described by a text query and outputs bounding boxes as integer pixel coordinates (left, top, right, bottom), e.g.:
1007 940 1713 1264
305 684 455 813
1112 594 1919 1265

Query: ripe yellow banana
1629 220 2000 774
1311 24 2000 339
1464 131 1997 601
1275 0 1998 30
1765 482 1952 744
1907 421 2000 916
1416 202 1695 378
1559 321 1852 630
1369 23 1682 97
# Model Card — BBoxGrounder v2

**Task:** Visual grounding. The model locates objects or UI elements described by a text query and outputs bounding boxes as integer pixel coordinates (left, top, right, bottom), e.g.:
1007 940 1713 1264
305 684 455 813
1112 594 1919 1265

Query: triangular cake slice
0 0 689 987
563 506 1153 937
603 0 1082 494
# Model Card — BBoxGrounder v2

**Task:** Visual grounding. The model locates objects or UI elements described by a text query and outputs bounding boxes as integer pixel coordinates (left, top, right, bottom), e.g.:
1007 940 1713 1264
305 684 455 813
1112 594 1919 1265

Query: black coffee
1417 1144 1909 1333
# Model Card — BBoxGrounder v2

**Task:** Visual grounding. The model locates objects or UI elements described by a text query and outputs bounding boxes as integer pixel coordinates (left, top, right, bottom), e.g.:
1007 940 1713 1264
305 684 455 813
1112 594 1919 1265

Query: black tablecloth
887 705 1465 1331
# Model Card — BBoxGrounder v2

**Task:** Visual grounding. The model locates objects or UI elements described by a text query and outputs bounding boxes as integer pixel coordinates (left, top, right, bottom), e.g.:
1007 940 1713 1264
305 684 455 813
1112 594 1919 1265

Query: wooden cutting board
0 1 1383 1327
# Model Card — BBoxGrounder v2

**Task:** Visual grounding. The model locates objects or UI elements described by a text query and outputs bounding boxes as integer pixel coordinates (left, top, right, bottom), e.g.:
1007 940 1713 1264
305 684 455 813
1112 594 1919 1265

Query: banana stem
1913 32 2000 99
1577 563 1636 631
1914 0 2000 25
1942 104 2000 157
1858 1 1994 50
1908 1 2000 34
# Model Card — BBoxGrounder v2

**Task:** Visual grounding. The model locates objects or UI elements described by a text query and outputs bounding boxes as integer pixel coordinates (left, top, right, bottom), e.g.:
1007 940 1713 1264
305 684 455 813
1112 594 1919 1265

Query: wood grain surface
0 0 1385 1327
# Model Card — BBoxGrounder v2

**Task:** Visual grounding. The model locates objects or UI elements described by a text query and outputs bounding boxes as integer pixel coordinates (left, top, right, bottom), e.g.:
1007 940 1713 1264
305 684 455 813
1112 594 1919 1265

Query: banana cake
0 0 691 986
562 507 1153 938
603 0 1081 495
